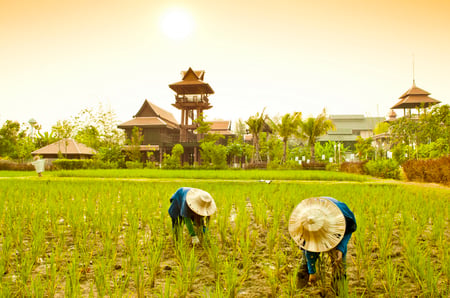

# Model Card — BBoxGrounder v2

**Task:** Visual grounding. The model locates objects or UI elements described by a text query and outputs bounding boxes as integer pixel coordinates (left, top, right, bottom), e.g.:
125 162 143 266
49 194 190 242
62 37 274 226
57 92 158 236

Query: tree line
0 103 448 170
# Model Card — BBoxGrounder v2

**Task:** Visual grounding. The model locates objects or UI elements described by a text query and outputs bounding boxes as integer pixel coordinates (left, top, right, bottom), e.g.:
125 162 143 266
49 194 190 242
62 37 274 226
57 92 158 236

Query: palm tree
245 108 266 163
299 109 335 162
269 112 302 163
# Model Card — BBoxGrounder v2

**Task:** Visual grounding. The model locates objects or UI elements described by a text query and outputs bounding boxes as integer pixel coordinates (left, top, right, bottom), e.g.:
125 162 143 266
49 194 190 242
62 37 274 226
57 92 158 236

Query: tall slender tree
269 112 302 163
299 109 335 162
245 108 266 163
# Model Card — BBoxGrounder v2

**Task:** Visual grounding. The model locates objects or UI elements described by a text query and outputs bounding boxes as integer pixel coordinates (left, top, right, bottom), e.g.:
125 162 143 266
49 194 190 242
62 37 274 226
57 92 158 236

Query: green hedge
340 160 400 180
52 159 118 170
363 160 400 179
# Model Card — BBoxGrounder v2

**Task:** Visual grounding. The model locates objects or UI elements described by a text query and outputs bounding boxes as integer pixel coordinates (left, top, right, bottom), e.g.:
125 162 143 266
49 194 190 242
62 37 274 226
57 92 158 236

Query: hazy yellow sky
1 0 449 131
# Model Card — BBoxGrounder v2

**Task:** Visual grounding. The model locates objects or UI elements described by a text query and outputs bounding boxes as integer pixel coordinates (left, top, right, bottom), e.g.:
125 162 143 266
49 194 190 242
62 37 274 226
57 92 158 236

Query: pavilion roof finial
412 53 416 86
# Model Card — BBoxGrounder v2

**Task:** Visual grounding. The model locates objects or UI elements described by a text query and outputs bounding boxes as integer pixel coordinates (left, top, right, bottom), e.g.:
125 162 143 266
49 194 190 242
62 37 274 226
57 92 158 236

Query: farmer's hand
308 273 317 284
191 236 200 245
335 250 343 262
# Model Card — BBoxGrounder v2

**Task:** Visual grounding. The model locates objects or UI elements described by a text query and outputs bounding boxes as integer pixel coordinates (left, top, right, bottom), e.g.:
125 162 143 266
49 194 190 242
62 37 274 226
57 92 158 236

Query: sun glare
160 8 194 40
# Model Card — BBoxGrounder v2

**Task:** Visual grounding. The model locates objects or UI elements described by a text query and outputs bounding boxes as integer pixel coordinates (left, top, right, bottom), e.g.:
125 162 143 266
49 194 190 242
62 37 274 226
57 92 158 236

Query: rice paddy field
0 169 449 297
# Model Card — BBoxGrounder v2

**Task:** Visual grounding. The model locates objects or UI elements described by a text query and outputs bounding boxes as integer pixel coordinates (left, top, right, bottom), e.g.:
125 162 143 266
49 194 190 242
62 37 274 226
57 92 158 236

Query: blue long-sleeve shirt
303 197 357 274
168 187 208 236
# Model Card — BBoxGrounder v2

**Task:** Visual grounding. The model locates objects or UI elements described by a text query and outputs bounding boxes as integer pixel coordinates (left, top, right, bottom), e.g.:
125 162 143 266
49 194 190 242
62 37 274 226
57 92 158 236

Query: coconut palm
299 109 335 162
269 112 302 163
245 108 266 163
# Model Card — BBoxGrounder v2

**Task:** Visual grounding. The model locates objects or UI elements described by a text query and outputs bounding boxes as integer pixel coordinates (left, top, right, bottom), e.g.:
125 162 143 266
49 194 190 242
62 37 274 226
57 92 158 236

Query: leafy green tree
373 122 389 135
52 120 74 140
269 112 302 163
35 131 57 148
389 104 449 158
245 109 266 163
193 114 212 138
315 141 337 162
14 137 35 162
75 125 101 150
0 120 23 158
126 126 143 162
96 144 124 167
299 110 335 161
233 118 247 140
355 136 374 161
72 103 125 147
171 144 184 167
227 140 243 166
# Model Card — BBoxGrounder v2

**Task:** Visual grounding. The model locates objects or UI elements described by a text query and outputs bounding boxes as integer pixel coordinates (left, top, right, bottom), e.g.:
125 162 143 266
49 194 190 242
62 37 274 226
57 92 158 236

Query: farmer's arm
184 217 197 236
335 232 352 257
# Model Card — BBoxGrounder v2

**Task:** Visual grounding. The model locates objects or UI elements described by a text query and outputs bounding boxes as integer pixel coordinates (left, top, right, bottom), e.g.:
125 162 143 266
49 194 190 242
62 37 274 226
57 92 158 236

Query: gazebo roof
391 81 441 109
169 67 214 95
32 138 96 155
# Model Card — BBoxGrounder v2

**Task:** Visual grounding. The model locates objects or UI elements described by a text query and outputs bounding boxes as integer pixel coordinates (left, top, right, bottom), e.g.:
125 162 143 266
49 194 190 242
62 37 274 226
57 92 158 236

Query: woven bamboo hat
186 188 217 217
289 197 346 252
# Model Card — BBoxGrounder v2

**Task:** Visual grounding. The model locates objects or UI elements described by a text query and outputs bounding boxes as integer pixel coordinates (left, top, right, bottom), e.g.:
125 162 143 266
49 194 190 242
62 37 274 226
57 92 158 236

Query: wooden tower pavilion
169 67 214 142
169 68 214 164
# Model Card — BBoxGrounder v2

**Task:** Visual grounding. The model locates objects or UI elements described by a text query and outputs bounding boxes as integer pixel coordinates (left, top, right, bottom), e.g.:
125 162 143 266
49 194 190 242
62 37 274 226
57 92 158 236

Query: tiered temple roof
391 81 440 109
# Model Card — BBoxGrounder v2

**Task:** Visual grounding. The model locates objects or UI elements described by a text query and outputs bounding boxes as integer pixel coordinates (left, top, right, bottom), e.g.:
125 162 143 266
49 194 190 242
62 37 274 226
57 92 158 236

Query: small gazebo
391 81 441 117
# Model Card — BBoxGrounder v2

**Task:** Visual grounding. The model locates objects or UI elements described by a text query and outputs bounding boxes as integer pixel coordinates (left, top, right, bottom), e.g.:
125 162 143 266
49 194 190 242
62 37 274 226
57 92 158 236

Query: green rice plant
375 213 394 262
381 258 403 296
221 257 242 298
145 234 165 288
110 271 129 298
216 197 232 247
283 266 299 297
65 251 81 298
0 233 13 276
134 256 146 298
264 265 279 297
45 247 58 297
158 275 172 298
274 249 287 279
93 256 113 297
205 236 221 279
174 237 197 295
30 275 45 298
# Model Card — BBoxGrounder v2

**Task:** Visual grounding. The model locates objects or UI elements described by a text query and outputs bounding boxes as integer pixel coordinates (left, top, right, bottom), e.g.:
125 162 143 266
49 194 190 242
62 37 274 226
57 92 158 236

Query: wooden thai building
391 81 441 117
118 68 235 165
118 100 179 164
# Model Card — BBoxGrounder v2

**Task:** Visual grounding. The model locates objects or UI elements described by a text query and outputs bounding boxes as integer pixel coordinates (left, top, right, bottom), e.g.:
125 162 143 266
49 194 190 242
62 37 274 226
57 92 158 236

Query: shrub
402 156 450 185
340 161 367 174
302 161 326 170
363 160 400 179
0 159 35 171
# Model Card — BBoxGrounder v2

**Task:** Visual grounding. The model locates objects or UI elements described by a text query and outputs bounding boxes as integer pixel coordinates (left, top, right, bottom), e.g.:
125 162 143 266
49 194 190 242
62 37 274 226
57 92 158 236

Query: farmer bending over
289 197 357 293
168 187 217 245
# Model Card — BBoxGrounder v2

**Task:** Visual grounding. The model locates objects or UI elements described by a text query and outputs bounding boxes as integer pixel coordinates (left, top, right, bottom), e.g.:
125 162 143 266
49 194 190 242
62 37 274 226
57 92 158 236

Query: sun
160 8 194 40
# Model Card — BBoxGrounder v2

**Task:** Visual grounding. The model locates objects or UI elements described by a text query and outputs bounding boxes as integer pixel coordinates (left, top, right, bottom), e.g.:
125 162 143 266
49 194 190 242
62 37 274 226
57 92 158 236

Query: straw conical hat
289 197 346 252
186 188 217 217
